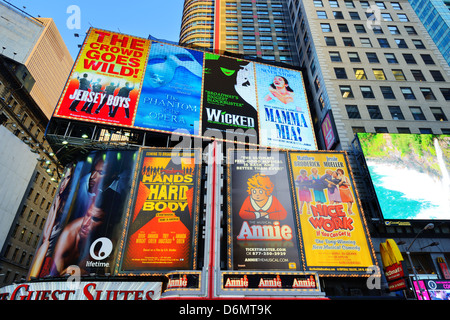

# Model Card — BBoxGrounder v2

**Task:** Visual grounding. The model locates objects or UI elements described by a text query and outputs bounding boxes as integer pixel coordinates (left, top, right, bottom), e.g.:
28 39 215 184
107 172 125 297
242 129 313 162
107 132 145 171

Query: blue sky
5 0 185 59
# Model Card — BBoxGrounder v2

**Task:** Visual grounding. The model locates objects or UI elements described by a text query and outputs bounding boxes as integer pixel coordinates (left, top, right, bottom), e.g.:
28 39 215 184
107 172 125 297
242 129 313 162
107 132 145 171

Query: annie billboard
358 133 450 221
52 27 316 151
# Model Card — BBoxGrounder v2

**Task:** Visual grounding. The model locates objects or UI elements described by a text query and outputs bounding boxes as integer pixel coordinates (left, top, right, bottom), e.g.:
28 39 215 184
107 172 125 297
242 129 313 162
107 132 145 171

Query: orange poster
53 28 150 126
119 149 201 272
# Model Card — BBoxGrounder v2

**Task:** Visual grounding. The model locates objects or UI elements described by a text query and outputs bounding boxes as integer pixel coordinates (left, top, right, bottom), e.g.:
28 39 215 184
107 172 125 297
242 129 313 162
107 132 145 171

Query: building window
377 38 390 48
354 68 367 79
317 11 327 19
335 68 348 79
381 13 392 21
354 24 366 33
397 14 409 22
325 36 337 46
360 38 372 47
314 0 324 7
410 106 426 120
321 23 332 32
340 85 354 98
380 86 395 99
431 107 448 121
391 2 402 10
349 11 360 20
392 70 406 81
366 52 379 63
344 0 355 8
333 11 344 19
388 26 400 34
338 24 349 32
360 86 375 98
348 52 360 62
346 105 361 118
343 37 355 46
440 88 450 100
367 105 383 119
397 127 411 133
404 26 417 35
384 53 398 63
373 69 386 80
419 128 433 134
430 70 445 81
395 39 408 48
329 0 339 7
403 53 416 64
401 87 416 99
421 54 435 65
388 106 405 120
329 51 342 62
411 70 426 82
412 39 425 49
375 127 389 133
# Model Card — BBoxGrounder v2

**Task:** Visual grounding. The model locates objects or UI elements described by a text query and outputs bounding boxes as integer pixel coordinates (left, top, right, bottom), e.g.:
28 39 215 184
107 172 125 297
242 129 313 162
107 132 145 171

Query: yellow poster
288 152 376 274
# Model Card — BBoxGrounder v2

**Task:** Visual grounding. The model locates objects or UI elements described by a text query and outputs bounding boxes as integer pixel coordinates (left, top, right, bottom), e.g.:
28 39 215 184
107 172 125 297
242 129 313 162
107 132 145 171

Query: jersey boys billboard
52 27 316 150
118 148 202 272
227 149 376 276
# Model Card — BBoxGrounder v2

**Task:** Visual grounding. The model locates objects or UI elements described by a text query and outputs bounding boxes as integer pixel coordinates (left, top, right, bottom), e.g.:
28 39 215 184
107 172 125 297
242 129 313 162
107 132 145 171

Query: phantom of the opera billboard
227 149 376 276
27 148 202 280
358 133 450 221
51 27 317 151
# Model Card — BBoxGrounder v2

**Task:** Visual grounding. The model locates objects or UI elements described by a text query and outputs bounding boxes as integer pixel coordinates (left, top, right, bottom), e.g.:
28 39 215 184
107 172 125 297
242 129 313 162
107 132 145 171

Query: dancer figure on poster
69 73 92 112
110 82 135 118
310 168 327 204
94 82 119 115
336 169 354 214
239 173 287 220
296 169 312 214
81 78 103 114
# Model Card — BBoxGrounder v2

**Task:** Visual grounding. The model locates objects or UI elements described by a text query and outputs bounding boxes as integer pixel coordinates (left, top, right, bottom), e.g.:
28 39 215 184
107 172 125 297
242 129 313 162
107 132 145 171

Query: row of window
346 104 448 122
314 0 403 10
352 126 450 135
334 66 446 82
324 35 427 49
339 85 450 101
330 51 437 67
317 10 409 22
321 22 418 35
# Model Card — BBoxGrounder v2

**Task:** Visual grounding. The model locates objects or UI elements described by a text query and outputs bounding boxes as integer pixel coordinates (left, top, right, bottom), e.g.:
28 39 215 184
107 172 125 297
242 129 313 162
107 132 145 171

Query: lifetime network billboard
358 133 450 221
52 27 317 151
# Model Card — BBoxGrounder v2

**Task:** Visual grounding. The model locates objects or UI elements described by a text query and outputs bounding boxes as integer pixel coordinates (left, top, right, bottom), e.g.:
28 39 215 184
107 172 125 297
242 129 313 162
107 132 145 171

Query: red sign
388 278 407 292
384 262 405 282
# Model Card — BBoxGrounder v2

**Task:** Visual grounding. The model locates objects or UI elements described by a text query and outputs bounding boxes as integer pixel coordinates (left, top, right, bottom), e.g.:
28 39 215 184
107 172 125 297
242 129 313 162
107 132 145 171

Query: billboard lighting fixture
62 140 68 145
420 242 439 250
81 133 89 139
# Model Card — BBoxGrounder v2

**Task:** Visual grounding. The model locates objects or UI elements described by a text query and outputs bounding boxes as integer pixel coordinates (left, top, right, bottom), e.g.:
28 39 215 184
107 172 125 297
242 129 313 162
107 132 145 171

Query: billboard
256 63 315 150
118 148 202 272
53 28 150 126
28 149 138 279
227 149 301 271
288 151 376 274
52 27 316 150
226 149 376 276
358 133 450 221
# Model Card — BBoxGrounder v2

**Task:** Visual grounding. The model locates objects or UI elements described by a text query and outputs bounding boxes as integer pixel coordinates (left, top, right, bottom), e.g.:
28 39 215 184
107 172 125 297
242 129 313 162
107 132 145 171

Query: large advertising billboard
227 150 301 271
28 149 138 279
53 29 150 126
358 133 450 221
288 151 376 274
118 148 202 272
52 27 316 151
226 149 376 276
256 63 315 150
